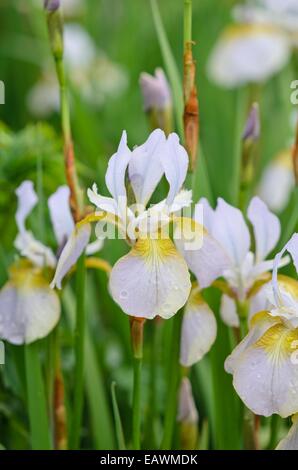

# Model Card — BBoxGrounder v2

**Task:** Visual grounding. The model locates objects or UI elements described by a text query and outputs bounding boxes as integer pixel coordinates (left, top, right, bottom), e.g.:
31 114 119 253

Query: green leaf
111 382 126 450
25 342 52 450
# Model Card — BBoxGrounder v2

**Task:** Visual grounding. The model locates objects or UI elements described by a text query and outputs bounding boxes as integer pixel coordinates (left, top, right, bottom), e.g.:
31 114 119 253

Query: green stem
183 0 192 47
69 253 86 449
25 342 51 450
132 356 142 450
150 0 184 137
111 382 126 450
267 414 281 449
160 312 182 450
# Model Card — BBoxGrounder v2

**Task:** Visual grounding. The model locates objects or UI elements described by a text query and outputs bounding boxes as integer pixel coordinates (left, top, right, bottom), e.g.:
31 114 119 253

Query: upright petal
272 233 298 306
105 130 131 202
51 224 91 289
162 133 189 206
15 180 38 234
247 196 280 263
109 237 191 319
180 286 217 366
212 198 250 267
87 183 119 216
128 129 166 206
0 263 60 344
48 185 74 245
194 198 215 234
287 233 298 275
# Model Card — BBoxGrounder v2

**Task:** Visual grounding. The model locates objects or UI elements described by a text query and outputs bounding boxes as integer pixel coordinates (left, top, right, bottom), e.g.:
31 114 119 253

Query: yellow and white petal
225 311 279 374
228 322 298 417
180 286 217 367
257 150 294 212
220 294 240 328
276 415 298 450
15 231 56 269
15 180 38 234
51 224 91 289
163 133 189 206
207 24 290 88
0 265 60 345
48 185 74 245
109 237 191 319
105 130 131 202
247 196 280 263
128 129 166 207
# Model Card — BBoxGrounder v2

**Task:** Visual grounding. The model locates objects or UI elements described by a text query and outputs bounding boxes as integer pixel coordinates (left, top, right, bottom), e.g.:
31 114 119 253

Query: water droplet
120 290 128 299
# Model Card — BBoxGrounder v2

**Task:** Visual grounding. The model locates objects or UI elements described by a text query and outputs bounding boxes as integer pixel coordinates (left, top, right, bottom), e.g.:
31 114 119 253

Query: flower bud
45 0 63 61
242 102 260 142
139 68 172 134
44 0 60 12
177 377 199 449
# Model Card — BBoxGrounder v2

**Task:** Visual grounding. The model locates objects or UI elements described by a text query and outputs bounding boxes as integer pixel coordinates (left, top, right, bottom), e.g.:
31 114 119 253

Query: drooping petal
15 231 56 269
0 264 60 344
276 415 298 450
128 129 166 207
212 198 250 267
15 180 38 234
105 130 131 202
226 321 298 417
247 196 280 263
162 133 189 206
48 185 74 245
207 24 290 88
220 294 240 328
109 237 191 319
51 224 91 289
180 286 217 367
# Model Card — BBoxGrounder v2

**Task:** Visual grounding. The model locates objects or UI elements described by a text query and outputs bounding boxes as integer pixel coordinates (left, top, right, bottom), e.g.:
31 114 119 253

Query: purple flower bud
44 0 60 11
177 377 198 424
139 68 172 111
242 102 260 142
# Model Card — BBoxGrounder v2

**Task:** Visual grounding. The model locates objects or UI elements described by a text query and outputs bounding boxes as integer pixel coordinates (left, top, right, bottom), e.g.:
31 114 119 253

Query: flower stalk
183 0 199 172
45 2 83 222
53 330 67 450
130 317 145 449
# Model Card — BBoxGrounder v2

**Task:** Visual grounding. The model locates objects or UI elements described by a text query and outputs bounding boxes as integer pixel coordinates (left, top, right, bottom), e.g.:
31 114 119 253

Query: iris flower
225 233 298 418
177 196 287 329
51 129 199 320
0 180 102 344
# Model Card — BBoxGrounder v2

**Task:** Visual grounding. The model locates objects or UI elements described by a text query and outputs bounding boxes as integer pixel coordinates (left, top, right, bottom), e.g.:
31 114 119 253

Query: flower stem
25 342 51 450
160 312 182 450
53 327 67 450
130 317 145 450
183 0 199 172
69 253 86 449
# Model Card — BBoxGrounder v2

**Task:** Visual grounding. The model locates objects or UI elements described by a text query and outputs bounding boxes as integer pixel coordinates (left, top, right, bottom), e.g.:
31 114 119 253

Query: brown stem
183 42 199 172
54 362 67 450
